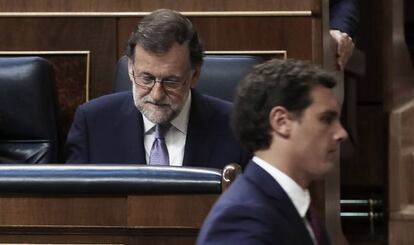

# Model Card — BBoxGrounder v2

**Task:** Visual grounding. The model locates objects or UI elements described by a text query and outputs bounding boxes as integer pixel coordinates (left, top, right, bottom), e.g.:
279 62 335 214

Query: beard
132 84 188 124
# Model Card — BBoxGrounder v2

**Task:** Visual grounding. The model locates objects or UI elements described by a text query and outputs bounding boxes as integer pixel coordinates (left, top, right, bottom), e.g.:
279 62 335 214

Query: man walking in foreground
197 59 348 245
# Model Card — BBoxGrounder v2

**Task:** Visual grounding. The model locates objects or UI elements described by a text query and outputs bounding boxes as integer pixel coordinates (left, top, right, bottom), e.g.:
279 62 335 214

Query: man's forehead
135 42 190 55
308 85 339 112
132 45 192 72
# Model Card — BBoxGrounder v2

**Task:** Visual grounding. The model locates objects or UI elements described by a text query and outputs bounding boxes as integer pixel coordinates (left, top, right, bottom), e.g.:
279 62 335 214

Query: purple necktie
149 124 171 165
306 205 326 245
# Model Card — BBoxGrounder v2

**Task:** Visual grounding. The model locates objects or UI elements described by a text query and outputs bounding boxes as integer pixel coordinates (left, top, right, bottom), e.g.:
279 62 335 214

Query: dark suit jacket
65 90 250 168
330 0 359 38
197 161 331 245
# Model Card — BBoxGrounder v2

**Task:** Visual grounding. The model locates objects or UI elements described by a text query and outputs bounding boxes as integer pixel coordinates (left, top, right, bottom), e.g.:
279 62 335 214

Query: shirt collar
143 90 192 134
253 156 310 217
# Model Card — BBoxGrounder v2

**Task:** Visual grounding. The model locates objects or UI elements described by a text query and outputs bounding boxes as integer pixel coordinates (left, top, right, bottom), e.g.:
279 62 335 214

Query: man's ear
127 58 134 83
189 64 202 88
269 106 292 138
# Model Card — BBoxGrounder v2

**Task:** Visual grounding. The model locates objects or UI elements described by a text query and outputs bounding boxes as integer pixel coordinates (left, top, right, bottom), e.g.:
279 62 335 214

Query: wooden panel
118 17 313 60
341 105 386 187
397 111 414 209
406 0 414 22
0 17 117 99
0 226 198 244
390 219 414 245
0 0 320 12
0 195 126 225
0 232 127 244
0 192 220 245
128 236 196 245
389 100 414 244
387 0 414 243
356 1 385 103
389 101 414 210
128 195 217 227
50 54 88 152
401 106 414 149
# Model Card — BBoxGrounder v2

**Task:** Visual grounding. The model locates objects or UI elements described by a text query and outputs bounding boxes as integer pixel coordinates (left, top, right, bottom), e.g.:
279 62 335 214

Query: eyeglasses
131 70 190 91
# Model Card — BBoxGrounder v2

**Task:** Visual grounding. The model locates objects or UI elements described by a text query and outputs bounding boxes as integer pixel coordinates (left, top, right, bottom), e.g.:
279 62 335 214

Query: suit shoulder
78 91 132 112
198 186 286 245
198 173 304 245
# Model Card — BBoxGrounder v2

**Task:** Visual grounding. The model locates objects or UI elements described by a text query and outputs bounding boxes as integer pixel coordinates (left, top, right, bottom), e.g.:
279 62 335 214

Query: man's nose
150 82 166 100
335 123 349 142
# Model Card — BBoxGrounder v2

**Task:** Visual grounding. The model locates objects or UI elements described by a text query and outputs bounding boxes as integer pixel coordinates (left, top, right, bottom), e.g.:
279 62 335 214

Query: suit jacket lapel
244 161 315 243
182 90 215 167
117 92 146 164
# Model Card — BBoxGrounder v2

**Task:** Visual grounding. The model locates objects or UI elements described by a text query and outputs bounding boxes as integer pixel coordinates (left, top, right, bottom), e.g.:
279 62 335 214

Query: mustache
143 98 170 106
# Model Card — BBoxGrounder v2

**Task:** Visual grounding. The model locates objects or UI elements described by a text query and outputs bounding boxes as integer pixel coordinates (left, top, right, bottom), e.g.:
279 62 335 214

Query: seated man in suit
65 9 250 168
197 59 348 244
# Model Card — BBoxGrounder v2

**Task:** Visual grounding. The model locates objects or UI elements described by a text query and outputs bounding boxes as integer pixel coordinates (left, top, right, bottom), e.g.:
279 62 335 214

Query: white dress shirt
252 156 317 244
142 91 191 166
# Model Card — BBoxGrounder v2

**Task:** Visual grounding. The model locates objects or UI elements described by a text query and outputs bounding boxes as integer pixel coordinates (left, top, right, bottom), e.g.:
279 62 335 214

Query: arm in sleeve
64 105 90 163
197 204 290 245
330 0 359 38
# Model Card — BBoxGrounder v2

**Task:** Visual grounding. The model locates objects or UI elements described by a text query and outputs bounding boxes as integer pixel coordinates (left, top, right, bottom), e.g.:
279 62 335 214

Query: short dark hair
126 9 204 67
231 58 337 152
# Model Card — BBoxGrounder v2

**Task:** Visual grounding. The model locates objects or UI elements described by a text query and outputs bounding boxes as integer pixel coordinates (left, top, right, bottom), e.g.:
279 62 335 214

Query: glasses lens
133 71 190 91
139 75 155 86
163 80 182 90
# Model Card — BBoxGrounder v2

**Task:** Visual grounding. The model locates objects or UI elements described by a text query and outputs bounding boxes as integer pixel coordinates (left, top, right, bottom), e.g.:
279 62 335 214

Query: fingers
338 32 354 65
330 30 355 71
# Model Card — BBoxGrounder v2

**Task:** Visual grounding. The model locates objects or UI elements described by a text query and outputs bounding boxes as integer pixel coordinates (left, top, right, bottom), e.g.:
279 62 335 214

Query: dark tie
149 124 170 165
306 205 326 245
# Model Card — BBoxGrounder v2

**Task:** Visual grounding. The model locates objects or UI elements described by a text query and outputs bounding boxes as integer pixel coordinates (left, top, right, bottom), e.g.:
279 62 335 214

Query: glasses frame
131 70 193 92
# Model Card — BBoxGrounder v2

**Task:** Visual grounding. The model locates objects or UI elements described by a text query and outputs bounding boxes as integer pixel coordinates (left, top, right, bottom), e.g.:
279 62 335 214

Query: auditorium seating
0 163 241 244
0 57 58 163
113 55 265 101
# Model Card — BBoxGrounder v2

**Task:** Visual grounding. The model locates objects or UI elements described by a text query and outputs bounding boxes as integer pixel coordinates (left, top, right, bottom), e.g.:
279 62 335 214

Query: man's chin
320 161 335 176
146 115 172 124
311 166 333 181
143 110 176 124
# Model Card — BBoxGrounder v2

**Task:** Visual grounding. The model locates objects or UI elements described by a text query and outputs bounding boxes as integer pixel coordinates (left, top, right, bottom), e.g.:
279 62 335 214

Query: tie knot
154 123 170 139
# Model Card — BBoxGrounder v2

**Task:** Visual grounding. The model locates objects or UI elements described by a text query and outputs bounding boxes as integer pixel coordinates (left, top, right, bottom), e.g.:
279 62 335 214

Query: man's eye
141 75 154 83
165 79 180 84
320 116 334 124
164 79 181 88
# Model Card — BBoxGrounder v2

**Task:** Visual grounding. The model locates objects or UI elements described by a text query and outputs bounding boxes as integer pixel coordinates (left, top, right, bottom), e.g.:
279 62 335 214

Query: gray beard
132 85 183 124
